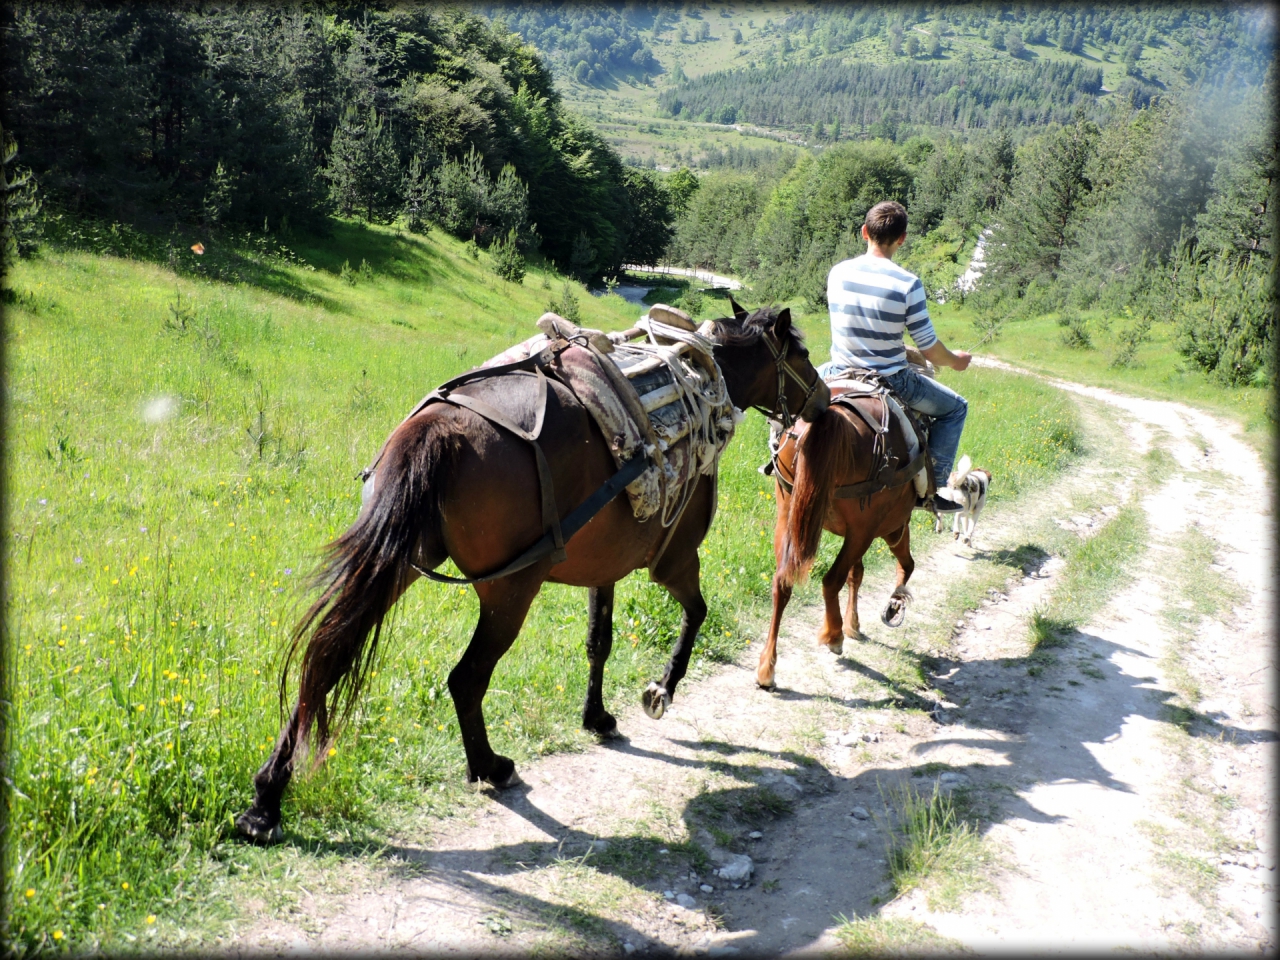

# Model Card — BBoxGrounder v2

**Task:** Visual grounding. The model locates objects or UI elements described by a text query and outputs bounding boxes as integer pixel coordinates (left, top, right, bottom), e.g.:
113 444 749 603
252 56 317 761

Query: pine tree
569 230 598 280
401 154 432 233
986 113 1099 284
490 227 526 283
0 121 41 267
325 104 400 222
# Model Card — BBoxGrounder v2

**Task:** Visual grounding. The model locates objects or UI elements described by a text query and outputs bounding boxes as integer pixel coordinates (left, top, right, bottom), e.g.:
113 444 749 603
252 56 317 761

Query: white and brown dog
935 455 992 545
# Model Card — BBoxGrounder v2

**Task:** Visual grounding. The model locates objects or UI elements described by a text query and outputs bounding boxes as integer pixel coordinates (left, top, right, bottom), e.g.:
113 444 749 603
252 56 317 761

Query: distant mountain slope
478 3 1273 168
658 59 1105 134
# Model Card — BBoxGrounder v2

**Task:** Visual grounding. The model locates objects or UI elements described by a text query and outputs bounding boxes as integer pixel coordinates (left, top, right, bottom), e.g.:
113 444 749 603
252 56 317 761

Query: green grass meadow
3 223 1080 952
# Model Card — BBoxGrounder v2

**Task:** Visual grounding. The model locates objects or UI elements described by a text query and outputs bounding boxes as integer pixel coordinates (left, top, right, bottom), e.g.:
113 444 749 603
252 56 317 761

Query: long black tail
281 414 462 767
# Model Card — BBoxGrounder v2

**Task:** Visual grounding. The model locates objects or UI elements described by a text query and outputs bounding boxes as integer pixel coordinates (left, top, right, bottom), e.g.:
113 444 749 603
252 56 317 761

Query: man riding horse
820 199 971 514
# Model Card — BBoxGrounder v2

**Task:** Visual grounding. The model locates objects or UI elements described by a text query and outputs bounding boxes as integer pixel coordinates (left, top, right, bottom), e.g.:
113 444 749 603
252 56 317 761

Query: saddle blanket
481 307 740 525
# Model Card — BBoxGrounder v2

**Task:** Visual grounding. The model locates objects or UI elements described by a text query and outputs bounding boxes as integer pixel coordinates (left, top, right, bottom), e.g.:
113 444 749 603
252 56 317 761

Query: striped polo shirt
826 254 937 375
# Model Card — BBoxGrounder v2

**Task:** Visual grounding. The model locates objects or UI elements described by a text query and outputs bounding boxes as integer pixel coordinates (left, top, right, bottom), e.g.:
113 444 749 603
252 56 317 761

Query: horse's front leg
582 584 620 737
758 491 793 689
449 569 545 786
759 572 793 690
236 704 302 843
643 552 706 720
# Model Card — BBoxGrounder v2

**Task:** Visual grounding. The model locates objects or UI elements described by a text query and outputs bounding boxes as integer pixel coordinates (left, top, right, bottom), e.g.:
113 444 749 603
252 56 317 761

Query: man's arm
921 340 972 372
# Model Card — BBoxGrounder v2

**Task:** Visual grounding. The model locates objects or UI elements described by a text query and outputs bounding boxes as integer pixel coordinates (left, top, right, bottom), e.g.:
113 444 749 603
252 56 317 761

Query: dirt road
227 366 1275 956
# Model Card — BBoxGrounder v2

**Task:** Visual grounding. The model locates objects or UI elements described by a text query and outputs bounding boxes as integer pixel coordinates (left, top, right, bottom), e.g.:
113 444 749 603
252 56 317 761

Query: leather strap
435 369 566 561
413 452 651 585
833 448 928 500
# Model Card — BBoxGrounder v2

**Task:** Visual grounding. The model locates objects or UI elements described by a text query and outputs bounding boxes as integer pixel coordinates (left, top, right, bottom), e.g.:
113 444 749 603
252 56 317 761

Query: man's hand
921 341 972 372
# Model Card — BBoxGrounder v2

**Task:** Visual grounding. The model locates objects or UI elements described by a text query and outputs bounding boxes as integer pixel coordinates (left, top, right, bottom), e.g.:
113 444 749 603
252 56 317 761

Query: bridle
754 326 822 429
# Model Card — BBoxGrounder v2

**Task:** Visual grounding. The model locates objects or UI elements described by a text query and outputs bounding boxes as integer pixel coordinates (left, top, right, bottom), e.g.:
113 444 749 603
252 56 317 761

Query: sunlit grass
932 303 1273 448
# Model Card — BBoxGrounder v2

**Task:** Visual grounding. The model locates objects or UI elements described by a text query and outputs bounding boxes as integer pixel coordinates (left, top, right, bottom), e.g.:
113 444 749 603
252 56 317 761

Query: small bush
1111 310 1153 368
676 288 705 316
490 228 526 283
1057 310 1092 349
547 281 581 323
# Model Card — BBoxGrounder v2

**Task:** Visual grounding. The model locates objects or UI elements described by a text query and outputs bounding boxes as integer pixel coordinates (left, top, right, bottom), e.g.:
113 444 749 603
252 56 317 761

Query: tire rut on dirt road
226 365 1275 957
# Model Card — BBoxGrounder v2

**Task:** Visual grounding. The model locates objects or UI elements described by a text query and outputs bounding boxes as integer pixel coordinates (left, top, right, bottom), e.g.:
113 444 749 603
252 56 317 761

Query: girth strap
833 448 928 500
412 451 650 585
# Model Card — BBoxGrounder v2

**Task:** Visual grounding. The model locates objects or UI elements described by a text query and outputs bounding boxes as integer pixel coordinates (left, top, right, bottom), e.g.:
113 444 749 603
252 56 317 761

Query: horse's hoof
820 638 844 656
585 712 622 739
756 679 776 691
882 602 906 628
642 682 670 720
235 807 283 845
485 755 521 790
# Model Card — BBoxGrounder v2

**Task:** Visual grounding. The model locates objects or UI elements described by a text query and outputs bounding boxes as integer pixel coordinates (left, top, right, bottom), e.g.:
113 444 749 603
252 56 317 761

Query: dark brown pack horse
756 389 923 690
237 305 828 842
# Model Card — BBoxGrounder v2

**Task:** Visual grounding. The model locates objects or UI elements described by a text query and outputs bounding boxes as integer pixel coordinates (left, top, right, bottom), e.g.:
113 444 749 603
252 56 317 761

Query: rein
754 327 821 429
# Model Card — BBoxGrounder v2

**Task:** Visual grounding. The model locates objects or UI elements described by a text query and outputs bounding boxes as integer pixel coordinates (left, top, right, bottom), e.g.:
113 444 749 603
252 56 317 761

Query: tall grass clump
880 780 993 911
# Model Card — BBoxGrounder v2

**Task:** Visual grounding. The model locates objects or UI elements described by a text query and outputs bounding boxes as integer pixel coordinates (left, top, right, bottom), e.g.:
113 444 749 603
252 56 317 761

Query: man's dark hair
864 200 908 245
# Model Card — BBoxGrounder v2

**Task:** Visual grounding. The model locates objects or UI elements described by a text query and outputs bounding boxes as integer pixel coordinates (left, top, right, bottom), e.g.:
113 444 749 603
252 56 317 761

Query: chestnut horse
237 306 828 842
756 392 922 689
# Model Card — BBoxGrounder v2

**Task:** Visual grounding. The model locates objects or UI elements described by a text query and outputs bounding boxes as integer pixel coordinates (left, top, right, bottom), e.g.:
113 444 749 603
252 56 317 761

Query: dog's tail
950 454 972 486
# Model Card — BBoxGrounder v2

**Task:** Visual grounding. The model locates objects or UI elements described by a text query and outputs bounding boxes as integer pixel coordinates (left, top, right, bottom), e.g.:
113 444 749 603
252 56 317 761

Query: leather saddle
764 363 934 506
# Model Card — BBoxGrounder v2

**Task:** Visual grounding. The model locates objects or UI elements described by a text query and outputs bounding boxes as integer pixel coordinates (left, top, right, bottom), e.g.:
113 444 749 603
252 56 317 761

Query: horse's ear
774 307 792 338
728 296 748 321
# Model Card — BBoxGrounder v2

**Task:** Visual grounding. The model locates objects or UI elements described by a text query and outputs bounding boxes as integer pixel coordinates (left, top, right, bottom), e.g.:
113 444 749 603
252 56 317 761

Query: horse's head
706 301 830 425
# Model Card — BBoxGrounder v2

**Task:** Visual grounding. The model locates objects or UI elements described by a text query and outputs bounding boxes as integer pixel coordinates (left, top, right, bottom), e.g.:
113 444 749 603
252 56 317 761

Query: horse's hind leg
582 584 620 737
818 534 866 653
644 553 707 719
449 570 545 787
844 556 866 640
881 524 915 628
236 704 302 843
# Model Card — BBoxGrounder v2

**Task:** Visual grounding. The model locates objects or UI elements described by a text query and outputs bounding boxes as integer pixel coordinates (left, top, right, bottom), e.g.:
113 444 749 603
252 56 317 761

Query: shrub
1057 309 1092 349
547 281 581 323
490 228 526 284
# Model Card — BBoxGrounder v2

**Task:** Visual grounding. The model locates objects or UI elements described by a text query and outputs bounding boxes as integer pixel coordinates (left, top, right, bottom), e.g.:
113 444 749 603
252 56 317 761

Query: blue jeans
885 367 968 489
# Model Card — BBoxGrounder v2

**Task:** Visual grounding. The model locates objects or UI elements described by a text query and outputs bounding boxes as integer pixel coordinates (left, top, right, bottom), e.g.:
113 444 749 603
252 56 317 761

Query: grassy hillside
4 223 1080 952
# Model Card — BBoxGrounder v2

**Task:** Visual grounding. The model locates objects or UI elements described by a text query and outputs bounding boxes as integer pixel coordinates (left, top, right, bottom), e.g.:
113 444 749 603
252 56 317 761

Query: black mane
706 305 803 347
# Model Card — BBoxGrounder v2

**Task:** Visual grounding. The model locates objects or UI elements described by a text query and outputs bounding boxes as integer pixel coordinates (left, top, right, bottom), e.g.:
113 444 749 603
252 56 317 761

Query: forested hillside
489 4 1272 168
660 59 1104 135
0 5 674 277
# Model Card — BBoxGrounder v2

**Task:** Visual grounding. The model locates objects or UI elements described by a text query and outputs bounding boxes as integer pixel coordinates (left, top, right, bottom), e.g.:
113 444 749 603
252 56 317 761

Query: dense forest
1 3 1273 386
478 3 658 83
753 3 1272 82
0 5 674 277
659 60 1105 135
